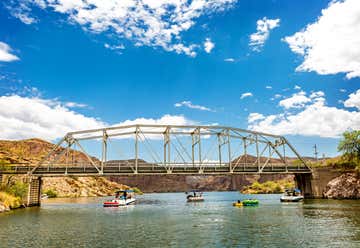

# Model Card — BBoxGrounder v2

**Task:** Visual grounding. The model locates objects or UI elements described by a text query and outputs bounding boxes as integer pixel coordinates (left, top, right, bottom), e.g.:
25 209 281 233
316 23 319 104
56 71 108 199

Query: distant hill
0 138 98 165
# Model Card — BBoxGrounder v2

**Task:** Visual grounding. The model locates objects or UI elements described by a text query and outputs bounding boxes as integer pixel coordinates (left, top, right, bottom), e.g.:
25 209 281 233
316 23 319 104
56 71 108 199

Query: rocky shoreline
323 173 360 199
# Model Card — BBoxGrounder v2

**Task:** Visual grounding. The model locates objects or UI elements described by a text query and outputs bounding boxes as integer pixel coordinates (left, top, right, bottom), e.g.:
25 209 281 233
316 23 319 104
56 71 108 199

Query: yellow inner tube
233 202 243 207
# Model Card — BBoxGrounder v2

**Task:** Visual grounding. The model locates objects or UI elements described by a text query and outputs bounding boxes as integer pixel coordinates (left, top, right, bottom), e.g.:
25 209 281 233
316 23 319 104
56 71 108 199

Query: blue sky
0 0 360 158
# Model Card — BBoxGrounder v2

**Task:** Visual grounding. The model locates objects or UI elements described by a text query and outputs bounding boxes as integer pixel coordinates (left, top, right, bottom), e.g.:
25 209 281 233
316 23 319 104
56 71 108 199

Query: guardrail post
256 134 260 172
135 125 139 174
227 129 232 173
101 130 107 174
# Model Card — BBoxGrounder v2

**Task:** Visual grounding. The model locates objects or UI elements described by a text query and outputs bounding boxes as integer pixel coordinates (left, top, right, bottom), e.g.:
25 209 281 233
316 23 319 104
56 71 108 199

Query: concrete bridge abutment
295 167 344 198
26 177 42 207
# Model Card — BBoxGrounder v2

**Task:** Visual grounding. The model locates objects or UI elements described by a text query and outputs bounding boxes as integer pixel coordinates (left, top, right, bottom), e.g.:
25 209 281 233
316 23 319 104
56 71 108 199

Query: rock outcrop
0 202 10 213
42 176 128 197
323 173 360 199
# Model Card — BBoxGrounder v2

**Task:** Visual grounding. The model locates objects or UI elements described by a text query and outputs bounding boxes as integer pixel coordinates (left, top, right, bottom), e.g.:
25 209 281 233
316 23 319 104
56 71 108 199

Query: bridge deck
1 164 311 176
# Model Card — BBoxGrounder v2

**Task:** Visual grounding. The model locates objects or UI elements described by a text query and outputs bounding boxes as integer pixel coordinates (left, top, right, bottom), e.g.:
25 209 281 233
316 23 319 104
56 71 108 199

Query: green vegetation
305 131 360 172
0 192 22 209
44 189 57 198
241 179 295 194
0 177 28 210
337 130 360 172
131 187 143 195
6 181 28 199
0 159 12 172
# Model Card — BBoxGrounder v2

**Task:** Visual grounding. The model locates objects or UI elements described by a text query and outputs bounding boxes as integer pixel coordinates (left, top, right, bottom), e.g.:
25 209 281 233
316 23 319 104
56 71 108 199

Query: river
0 192 359 247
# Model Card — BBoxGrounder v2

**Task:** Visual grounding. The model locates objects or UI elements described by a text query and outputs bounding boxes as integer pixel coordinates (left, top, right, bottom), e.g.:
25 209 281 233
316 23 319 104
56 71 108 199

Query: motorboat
103 190 136 207
40 194 48 199
280 188 304 202
186 190 204 202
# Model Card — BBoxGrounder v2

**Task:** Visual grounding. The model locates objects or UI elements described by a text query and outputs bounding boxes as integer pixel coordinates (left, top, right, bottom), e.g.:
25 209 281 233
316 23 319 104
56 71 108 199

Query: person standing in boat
123 190 128 199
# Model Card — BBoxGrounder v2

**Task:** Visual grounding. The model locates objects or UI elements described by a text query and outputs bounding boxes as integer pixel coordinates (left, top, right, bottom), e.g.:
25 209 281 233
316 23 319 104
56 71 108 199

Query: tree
338 130 360 162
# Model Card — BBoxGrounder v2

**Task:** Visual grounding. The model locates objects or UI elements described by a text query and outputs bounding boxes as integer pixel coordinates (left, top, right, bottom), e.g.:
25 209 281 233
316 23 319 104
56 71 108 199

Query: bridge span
0 124 312 205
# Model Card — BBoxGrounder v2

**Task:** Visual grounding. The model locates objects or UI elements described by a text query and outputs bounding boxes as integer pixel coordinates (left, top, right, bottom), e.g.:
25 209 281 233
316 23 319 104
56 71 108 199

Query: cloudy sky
0 0 359 157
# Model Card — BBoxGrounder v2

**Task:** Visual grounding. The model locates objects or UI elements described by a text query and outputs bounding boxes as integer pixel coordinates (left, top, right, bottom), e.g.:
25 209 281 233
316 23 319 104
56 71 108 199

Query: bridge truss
8 125 311 176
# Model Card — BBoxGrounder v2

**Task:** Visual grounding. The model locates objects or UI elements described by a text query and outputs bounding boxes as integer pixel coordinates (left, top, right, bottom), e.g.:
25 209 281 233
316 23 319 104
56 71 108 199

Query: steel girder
26 124 311 176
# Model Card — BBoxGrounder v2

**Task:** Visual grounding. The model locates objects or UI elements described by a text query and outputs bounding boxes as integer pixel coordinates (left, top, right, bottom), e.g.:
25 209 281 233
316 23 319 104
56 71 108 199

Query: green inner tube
242 199 259 206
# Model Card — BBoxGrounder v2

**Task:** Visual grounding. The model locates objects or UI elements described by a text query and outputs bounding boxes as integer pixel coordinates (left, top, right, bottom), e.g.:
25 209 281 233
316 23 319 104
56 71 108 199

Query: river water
0 192 359 248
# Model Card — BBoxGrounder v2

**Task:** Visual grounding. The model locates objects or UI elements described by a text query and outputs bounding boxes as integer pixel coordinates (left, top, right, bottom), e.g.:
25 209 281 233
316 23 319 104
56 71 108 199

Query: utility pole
313 144 318 161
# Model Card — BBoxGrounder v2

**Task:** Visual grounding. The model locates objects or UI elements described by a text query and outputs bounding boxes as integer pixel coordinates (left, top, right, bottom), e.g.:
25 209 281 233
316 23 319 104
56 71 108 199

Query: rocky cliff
42 176 128 197
323 173 360 199
110 174 294 192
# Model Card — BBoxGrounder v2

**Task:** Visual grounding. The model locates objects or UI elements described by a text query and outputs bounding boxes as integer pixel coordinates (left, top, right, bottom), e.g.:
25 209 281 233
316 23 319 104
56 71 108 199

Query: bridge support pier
294 174 313 198
26 177 42 207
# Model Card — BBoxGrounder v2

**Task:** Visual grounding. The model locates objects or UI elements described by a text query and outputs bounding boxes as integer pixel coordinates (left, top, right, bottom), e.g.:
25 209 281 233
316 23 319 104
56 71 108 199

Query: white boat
186 190 204 202
103 190 136 207
40 194 48 199
280 188 304 202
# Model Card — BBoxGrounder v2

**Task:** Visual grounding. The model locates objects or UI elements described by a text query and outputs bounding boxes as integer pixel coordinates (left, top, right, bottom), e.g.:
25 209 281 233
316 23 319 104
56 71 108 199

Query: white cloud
309 91 325 99
279 91 311 109
344 89 360 110
224 58 235 62
0 42 19 62
248 113 265 123
265 86 272 89
248 90 360 138
270 94 282 101
294 85 301 90
284 0 360 79
0 95 196 140
249 17 280 51
204 38 215 53
114 114 194 127
104 43 125 51
340 89 347 93
64 102 88 108
175 101 213 112
0 95 105 140
240 92 253 99
8 0 237 56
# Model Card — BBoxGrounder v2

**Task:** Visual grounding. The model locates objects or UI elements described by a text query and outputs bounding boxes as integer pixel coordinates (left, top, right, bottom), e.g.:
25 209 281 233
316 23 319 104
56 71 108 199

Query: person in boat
115 191 120 199
237 200 241 204
123 190 128 199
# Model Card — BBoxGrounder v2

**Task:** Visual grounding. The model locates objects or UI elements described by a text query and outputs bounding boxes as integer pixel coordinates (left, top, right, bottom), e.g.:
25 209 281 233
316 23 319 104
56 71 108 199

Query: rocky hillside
42 176 129 197
0 139 129 198
0 138 94 164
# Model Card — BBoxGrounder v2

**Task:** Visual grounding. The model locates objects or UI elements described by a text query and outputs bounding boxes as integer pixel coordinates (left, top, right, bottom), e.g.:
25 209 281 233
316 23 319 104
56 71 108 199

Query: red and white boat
103 190 136 207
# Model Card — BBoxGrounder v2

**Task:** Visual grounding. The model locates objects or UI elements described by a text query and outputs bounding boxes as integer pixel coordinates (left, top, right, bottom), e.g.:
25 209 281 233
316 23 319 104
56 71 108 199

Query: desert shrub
0 192 22 209
131 187 143 195
44 189 57 198
6 181 28 199
242 179 295 194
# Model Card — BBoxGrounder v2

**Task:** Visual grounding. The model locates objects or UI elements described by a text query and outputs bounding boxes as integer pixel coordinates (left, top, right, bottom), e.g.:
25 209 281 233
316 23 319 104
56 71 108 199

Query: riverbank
241 179 294 194
0 175 142 213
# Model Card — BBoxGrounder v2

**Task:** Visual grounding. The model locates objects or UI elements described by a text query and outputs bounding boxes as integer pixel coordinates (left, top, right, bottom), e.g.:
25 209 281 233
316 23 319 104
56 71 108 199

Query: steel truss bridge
2 124 311 176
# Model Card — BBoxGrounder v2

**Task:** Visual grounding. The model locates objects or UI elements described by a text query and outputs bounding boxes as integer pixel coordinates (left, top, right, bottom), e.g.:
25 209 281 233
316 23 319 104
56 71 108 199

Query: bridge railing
0 161 311 175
